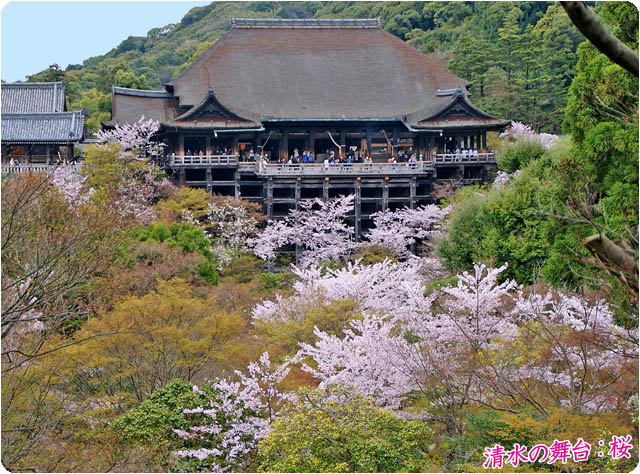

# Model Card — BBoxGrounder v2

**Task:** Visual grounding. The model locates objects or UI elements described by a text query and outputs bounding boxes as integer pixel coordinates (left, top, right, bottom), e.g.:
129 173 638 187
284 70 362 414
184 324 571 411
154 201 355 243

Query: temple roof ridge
231 17 381 29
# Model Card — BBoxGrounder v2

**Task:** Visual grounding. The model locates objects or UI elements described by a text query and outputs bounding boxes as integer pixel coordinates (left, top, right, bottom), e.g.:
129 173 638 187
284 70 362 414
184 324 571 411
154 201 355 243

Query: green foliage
258 272 292 291
348 244 399 265
257 298 362 355
439 152 558 284
221 255 263 283
437 188 491 272
496 138 546 173
197 261 219 285
256 387 434 472
134 222 213 261
114 379 207 445
72 88 111 134
81 143 142 192
113 69 150 90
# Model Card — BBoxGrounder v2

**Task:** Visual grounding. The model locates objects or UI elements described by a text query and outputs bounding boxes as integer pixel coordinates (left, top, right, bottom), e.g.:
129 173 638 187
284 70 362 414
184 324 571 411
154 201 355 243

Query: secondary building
1 82 85 165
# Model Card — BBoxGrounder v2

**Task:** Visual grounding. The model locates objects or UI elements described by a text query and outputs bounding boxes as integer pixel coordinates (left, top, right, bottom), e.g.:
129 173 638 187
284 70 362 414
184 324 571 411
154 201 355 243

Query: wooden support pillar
482 132 487 150
429 134 435 160
232 136 239 156
456 135 462 148
46 144 51 164
366 127 372 157
410 177 417 209
295 177 301 210
309 130 315 158
206 168 212 193
178 168 186 186
340 130 346 159
304 131 311 153
205 136 211 156
178 135 185 156
266 178 273 219
382 177 389 210
354 178 361 241
391 127 398 157
234 170 241 198
67 145 73 161
280 131 289 161
323 177 329 202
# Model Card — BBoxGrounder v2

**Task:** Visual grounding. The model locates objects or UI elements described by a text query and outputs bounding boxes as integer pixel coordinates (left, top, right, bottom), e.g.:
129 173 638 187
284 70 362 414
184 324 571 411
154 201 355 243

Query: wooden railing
2 163 54 174
170 154 238 166
434 152 496 163
252 161 433 177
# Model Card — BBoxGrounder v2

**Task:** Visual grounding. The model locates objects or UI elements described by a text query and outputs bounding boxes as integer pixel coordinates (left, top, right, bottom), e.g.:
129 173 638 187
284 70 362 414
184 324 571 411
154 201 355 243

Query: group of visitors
184 147 236 157
444 147 492 159
279 147 314 165
395 148 419 163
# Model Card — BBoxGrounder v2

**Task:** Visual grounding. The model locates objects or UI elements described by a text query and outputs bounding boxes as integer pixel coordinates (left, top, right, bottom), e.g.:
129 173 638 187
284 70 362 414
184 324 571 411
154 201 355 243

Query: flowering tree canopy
50 165 93 205
252 257 432 324
112 165 171 224
95 116 164 158
172 379 269 472
249 195 356 268
366 205 449 257
171 352 292 469
293 261 637 422
205 198 259 251
500 121 559 149
492 169 522 189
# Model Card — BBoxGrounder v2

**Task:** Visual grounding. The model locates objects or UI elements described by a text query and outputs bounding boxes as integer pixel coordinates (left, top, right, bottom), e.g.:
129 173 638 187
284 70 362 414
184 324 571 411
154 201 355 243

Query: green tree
256 387 434 472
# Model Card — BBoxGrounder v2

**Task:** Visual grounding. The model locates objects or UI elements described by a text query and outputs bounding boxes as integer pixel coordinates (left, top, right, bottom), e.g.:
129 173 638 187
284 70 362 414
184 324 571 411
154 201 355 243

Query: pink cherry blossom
366 205 449 257
249 195 357 267
500 121 559 149
95 116 164 158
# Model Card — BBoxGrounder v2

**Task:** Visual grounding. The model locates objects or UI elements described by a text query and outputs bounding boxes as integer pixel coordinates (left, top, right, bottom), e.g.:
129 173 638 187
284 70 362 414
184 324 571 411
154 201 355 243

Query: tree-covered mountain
26 2 584 133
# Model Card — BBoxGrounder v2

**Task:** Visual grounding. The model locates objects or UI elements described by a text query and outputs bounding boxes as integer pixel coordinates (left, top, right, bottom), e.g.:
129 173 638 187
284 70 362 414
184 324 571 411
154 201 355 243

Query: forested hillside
26 1 583 133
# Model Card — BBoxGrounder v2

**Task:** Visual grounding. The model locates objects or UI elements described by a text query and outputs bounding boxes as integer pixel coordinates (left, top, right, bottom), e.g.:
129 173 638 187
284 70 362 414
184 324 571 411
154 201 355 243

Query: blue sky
1 1 209 82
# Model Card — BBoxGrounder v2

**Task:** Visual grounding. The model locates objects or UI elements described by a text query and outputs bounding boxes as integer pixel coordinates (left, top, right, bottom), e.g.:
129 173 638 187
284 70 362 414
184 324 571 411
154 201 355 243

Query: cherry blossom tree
366 205 449 257
172 379 269 472
252 257 433 324
95 116 164 158
112 165 170 224
249 195 357 268
205 198 259 251
500 121 559 149
493 170 522 189
234 351 295 422
291 261 637 430
297 315 415 408
50 165 93 205
171 352 292 470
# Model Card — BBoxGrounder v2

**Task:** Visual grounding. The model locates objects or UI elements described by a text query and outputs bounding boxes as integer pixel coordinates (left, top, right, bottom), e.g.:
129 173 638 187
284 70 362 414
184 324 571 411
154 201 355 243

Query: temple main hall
109 18 508 236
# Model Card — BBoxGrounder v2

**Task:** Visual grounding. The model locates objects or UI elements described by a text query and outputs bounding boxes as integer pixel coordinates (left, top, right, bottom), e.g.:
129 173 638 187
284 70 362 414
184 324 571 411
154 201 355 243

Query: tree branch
561 1 639 77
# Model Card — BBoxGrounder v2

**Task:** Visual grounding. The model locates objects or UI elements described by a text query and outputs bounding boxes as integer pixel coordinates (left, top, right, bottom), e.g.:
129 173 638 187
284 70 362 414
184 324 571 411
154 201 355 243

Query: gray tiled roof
2 111 85 143
1 82 66 114
112 86 172 98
